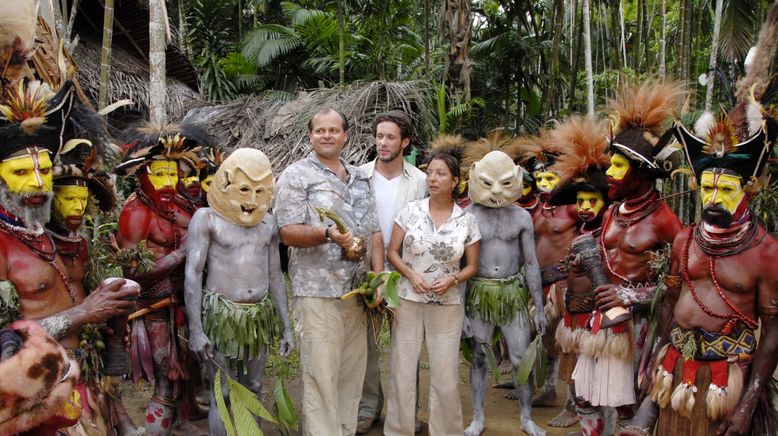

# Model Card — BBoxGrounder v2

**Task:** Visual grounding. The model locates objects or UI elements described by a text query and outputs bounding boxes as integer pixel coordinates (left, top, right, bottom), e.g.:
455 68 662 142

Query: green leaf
229 385 263 436
480 342 500 384
274 378 300 431
437 83 447 133
533 335 547 388
382 271 402 308
214 371 237 436
227 377 278 424
515 336 540 385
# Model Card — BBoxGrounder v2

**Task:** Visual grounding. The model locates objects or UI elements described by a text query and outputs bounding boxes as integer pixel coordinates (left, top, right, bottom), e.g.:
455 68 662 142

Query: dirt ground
122 347 577 436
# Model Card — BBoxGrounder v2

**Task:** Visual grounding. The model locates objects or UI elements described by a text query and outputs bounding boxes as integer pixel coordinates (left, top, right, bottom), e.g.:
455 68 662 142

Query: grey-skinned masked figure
461 133 548 436
184 148 294 436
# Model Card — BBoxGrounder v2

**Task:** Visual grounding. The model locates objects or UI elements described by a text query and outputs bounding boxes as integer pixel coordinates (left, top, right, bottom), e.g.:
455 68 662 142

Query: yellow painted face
147 160 179 191
181 175 199 188
606 154 630 181
576 190 605 221
200 175 214 192
700 171 745 214
534 171 560 193
54 185 89 219
522 183 532 197
0 152 53 194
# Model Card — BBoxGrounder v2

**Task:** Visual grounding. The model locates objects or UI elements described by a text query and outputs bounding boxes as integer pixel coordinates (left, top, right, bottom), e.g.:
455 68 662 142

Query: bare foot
464 420 485 436
520 416 547 436
531 390 558 407
547 408 578 427
505 390 519 400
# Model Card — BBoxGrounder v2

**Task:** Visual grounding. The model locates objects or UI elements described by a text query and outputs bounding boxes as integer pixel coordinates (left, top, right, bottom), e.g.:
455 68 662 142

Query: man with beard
115 124 206 436
545 117 612 434
461 140 547 436
571 80 685 435
513 133 579 427
185 148 295 436
356 110 426 434
648 89 778 435
0 80 138 432
49 137 145 435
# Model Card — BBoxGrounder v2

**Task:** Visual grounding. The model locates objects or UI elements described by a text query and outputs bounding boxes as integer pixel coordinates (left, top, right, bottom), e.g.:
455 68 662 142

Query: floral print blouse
394 198 481 305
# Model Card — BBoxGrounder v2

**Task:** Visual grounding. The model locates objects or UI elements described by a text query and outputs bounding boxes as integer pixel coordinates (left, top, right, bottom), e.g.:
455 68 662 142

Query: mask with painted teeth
207 148 274 227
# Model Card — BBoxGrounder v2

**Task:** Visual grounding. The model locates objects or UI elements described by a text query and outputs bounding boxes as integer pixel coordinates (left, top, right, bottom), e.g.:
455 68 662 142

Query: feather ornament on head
116 122 215 176
0 80 87 162
608 79 686 177
548 117 610 206
198 146 225 180
518 130 560 175
462 130 513 169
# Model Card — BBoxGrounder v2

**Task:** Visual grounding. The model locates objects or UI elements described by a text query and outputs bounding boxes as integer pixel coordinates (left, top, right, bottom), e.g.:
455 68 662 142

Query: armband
664 274 682 289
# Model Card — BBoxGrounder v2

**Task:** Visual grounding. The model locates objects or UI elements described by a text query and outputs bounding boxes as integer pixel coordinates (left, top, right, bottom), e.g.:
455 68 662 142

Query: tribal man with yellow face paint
115 123 213 436
654 110 778 436
0 80 140 434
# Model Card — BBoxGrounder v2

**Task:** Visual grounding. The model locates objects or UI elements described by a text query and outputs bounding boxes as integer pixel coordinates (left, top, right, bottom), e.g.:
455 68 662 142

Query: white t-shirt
372 171 401 249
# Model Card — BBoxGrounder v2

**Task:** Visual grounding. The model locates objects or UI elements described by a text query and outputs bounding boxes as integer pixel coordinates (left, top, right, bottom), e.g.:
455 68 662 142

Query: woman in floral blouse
384 152 480 436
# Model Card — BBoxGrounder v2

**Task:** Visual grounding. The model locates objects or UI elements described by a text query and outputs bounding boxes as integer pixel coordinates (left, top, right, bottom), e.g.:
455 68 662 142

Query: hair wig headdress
518 130 560 175
0 0 38 86
548 117 611 206
608 79 685 177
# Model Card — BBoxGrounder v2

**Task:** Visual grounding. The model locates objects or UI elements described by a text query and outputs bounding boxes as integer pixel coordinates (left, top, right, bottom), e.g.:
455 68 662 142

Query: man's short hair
371 110 413 141
308 108 350 132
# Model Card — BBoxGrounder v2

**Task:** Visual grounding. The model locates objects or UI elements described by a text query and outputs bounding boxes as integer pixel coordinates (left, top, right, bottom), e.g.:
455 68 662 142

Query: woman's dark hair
428 152 460 180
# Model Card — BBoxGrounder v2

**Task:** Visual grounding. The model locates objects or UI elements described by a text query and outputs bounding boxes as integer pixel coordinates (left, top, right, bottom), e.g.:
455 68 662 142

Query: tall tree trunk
583 0 595 117
440 0 473 102
705 0 724 111
177 0 188 57
635 0 643 69
684 0 693 85
337 0 345 85
569 0 583 109
149 0 167 125
424 0 430 76
659 0 666 79
98 0 115 110
543 0 564 117
619 0 627 69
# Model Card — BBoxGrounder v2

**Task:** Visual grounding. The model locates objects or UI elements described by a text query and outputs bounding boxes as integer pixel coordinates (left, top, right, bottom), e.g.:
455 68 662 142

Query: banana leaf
382 271 402 308
274 377 300 434
533 334 548 388
214 371 237 436
480 341 501 384
515 336 541 385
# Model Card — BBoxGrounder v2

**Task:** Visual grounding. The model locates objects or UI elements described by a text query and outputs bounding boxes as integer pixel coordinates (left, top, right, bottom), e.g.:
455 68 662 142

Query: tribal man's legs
503 314 546 436
207 348 268 436
144 318 177 436
464 318 495 436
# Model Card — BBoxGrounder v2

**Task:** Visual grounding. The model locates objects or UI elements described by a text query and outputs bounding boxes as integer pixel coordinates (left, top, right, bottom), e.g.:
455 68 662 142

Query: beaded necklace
681 225 758 329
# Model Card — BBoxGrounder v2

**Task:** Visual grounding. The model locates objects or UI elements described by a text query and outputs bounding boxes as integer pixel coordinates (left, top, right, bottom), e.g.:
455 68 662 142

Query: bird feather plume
462 130 512 168
0 0 38 55
518 130 560 167
609 79 685 139
551 117 610 183
735 2 778 102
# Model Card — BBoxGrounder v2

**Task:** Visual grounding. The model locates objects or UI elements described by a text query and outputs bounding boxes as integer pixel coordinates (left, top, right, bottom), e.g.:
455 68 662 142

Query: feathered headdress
548 117 611 206
198 146 225 180
53 128 117 213
0 0 38 85
0 80 89 162
115 122 214 176
608 79 685 177
518 130 560 175
674 3 778 191
461 130 513 169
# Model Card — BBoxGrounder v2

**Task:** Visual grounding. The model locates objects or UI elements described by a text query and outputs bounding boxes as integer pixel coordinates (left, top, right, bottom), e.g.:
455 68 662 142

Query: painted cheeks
146 160 179 191
0 152 53 194
54 185 89 219
534 171 560 193
576 190 604 222
700 171 745 215
606 154 630 181
200 175 214 192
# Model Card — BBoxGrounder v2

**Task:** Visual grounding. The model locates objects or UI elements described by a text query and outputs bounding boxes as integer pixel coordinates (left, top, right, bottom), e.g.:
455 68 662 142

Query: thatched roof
72 33 204 124
184 81 437 173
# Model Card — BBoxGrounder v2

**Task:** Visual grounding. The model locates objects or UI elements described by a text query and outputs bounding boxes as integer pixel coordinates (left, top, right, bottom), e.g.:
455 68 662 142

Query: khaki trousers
295 297 367 436
384 300 465 436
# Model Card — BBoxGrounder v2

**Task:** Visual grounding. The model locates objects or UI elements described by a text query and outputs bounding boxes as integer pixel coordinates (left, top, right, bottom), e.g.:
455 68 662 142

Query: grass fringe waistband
465 273 529 326
202 288 282 368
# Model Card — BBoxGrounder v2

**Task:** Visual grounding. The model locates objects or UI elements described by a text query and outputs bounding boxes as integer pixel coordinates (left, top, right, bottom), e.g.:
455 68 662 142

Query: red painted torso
532 203 579 268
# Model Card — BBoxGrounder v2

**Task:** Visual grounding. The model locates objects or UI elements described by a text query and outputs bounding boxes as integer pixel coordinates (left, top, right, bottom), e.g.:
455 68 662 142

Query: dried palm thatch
72 34 204 122
184 80 436 174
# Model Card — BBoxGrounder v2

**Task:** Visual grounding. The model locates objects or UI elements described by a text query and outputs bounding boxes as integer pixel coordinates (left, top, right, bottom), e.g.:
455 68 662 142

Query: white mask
468 151 524 208
207 148 274 227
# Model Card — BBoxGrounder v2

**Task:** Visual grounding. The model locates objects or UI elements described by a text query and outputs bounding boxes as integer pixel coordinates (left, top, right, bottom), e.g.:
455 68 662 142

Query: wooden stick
128 297 173 321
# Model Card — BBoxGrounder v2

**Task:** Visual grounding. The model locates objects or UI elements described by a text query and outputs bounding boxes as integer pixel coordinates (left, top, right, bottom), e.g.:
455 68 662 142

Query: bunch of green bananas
315 207 367 262
341 271 402 309
77 324 105 384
